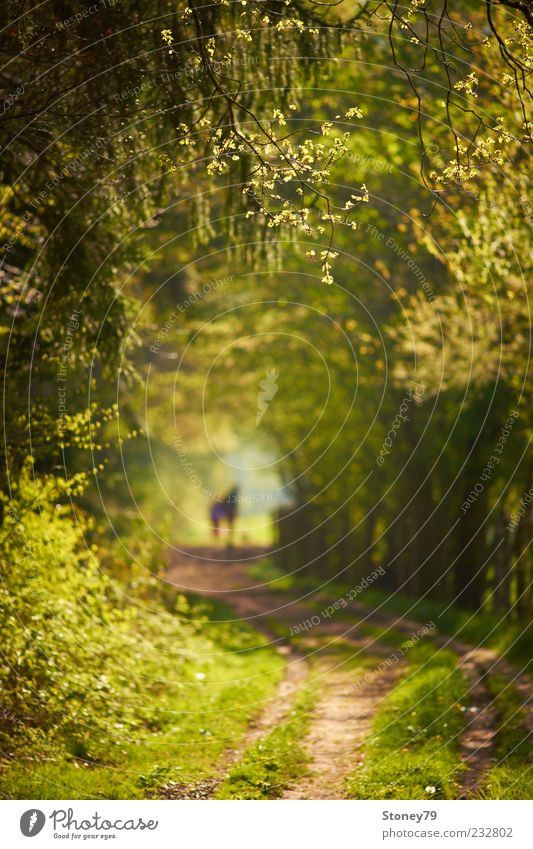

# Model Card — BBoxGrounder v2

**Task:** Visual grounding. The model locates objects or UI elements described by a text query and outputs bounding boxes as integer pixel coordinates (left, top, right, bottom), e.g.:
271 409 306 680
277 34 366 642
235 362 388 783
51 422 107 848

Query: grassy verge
362 589 531 669
274 565 531 668
476 675 533 800
215 637 391 800
247 557 294 592
345 642 468 799
215 671 317 799
1 594 283 800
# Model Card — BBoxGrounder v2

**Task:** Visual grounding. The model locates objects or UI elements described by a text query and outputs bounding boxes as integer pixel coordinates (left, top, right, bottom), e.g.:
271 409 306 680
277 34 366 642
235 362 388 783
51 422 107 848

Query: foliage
0 464 283 798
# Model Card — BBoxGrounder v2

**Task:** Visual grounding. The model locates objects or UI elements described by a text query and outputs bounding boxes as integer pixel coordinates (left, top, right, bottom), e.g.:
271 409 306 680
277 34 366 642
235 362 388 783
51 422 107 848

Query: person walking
210 497 225 539
224 486 239 548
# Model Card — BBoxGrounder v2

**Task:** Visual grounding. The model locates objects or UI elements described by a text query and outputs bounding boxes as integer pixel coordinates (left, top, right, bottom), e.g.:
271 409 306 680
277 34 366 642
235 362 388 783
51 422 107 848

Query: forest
0 0 531 802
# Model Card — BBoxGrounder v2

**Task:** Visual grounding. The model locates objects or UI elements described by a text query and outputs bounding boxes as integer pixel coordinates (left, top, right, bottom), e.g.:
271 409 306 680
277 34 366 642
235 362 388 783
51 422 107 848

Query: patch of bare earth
455 651 498 797
450 646 532 798
165 548 406 800
164 548 532 800
162 547 309 799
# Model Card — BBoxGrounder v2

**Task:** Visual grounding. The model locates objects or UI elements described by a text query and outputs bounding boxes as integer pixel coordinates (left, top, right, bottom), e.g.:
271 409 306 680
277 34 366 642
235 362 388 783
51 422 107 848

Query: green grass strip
283 567 532 669
345 643 468 799
216 673 317 799
1 594 284 800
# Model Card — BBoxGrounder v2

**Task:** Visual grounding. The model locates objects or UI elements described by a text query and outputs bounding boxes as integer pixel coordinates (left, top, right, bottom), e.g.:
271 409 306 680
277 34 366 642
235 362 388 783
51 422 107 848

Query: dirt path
166 547 406 799
457 652 498 798
160 649 308 800
453 646 532 797
165 547 531 800
162 546 310 799
283 660 405 799
325 596 532 797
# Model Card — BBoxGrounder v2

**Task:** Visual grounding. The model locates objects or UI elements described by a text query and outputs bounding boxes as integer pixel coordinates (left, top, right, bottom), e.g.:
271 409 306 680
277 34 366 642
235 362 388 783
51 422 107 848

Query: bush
0 460 186 762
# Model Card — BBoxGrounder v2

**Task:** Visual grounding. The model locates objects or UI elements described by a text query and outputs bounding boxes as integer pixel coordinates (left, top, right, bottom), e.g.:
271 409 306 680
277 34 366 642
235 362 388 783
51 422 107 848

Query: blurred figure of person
210 497 225 539
224 487 239 547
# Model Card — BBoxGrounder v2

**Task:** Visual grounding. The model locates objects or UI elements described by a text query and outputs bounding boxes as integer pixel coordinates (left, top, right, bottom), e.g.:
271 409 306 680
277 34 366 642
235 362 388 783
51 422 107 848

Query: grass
246 557 294 592
362 589 532 669
279 567 531 668
333 617 416 649
215 636 395 799
0 593 284 800
215 673 317 799
345 642 468 800
476 674 533 800
6 548 528 802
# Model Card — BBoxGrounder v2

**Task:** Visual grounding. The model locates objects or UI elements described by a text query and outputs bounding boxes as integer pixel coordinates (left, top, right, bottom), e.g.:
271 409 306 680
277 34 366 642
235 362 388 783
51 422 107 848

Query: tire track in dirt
283 660 405 800
162 547 310 798
456 652 499 797
323 596 532 797
164 548 407 800
160 648 308 799
453 647 532 797
164 549 532 799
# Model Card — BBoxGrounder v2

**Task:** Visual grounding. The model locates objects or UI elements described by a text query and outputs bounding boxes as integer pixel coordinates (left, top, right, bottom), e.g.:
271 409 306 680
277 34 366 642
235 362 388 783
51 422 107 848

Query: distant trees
136 2 530 615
